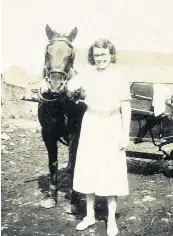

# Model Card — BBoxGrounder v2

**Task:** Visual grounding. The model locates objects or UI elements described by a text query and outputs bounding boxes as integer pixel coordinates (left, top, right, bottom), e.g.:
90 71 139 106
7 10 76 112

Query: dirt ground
1 118 173 236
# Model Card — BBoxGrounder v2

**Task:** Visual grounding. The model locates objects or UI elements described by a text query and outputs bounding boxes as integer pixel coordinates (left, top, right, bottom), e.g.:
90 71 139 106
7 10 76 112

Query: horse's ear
67 27 78 42
45 24 54 40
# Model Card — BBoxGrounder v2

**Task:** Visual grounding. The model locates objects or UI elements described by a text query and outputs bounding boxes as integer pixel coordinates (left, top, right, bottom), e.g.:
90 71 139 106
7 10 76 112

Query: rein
38 87 67 103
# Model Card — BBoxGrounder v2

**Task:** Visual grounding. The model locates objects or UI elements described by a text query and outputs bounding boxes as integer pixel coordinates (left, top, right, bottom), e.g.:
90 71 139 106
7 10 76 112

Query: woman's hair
88 38 116 65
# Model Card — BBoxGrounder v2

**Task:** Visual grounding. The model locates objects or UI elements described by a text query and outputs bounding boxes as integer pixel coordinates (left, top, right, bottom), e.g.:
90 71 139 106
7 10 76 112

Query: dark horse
38 25 86 208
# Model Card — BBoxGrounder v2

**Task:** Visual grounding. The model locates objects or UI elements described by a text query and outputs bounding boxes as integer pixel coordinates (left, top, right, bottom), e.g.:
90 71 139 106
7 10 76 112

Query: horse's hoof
65 203 79 215
40 198 56 208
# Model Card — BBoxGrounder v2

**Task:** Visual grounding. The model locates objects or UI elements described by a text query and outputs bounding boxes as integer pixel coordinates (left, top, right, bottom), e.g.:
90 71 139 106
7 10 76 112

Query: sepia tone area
1 0 173 235
1 61 173 236
1 118 173 236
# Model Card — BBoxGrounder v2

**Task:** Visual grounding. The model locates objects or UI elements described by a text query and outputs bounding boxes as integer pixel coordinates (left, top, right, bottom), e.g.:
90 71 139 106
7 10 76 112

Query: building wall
2 82 38 120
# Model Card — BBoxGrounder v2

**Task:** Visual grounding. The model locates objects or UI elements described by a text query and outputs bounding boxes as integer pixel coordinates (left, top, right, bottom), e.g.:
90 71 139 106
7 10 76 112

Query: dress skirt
73 109 129 196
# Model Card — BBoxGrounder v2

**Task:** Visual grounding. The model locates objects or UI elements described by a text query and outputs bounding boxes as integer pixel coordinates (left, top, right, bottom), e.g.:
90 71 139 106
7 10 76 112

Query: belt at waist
87 107 120 117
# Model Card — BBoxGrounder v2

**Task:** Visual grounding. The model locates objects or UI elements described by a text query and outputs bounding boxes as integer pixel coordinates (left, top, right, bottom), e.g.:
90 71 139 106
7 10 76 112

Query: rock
2 123 9 129
9 124 17 129
162 218 169 223
6 129 14 133
2 150 9 154
1 145 6 150
57 191 66 197
66 214 76 221
40 198 56 208
142 190 149 193
9 161 16 165
9 142 15 146
18 134 26 138
33 191 41 196
1 224 9 230
142 196 156 202
13 214 20 223
129 216 137 220
1 133 11 140
166 212 172 217
89 229 95 233
22 202 32 206
170 206 173 214
7 213 13 216
33 203 40 206
6 146 14 151
21 139 26 144
24 154 30 158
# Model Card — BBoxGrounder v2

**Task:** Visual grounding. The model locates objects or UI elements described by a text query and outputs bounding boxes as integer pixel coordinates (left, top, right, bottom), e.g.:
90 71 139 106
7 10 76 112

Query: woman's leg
107 196 118 236
76 193 95 230
86 193 95 218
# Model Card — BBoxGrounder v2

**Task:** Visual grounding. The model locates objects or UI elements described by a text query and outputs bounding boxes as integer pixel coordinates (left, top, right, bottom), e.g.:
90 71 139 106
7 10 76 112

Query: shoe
76 216 95 231
107 221 118 236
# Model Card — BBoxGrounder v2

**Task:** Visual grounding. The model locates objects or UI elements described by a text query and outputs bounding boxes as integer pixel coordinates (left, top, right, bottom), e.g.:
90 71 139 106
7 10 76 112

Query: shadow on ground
1 119 173 236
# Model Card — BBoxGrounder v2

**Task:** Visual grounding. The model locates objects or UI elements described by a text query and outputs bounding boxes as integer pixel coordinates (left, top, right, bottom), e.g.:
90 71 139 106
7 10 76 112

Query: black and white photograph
1 0 173 235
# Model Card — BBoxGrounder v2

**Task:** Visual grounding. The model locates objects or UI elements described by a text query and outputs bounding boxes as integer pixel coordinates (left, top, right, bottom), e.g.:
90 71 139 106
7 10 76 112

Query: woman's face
93 47 111 70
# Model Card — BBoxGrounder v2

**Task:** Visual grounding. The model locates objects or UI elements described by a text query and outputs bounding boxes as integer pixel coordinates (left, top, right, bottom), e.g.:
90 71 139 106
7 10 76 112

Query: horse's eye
69 49 72 55
47 53 52 58
48 46 53 55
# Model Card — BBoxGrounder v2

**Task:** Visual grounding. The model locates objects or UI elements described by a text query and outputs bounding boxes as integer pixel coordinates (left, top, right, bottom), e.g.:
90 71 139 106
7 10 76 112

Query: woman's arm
67 74 84 92
119 78 132 149
120 100 131 149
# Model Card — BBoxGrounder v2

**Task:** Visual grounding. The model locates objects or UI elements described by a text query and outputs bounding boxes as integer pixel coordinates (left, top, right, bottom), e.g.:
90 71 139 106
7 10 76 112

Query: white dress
68 66 131 196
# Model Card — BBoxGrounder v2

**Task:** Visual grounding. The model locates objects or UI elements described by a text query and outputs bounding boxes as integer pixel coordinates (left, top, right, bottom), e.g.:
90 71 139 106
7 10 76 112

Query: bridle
38 37 75 103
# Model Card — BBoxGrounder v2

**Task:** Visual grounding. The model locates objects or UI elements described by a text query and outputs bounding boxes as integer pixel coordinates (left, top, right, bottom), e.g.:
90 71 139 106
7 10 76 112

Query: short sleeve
67 65 92 92
119 79 131 102
67 65 86 92
67 74 83 92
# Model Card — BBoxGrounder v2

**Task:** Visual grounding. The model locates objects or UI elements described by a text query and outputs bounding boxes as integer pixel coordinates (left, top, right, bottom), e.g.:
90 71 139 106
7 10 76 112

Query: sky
2 0 173 74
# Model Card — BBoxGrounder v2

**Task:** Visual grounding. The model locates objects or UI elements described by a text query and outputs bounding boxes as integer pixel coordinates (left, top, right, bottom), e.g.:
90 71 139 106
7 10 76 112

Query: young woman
68 38 131 236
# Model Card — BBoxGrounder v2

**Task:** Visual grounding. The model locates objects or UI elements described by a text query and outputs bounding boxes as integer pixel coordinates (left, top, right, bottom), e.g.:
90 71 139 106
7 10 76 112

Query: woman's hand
119 133 129 150
120 100 131 150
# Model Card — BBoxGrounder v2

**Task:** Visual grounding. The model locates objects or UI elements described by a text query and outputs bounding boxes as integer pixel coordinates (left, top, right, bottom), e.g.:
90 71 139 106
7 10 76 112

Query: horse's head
43 24 78 95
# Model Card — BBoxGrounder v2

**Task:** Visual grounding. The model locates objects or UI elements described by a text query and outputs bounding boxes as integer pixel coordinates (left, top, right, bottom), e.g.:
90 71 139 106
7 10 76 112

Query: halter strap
45 37 74 79
48 69 68 77
48 37 73 48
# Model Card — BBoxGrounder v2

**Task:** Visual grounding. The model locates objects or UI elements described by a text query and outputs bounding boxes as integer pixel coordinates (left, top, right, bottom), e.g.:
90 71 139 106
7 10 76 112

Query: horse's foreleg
41 130 58 208
67 132 79 176
66 131 80 213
